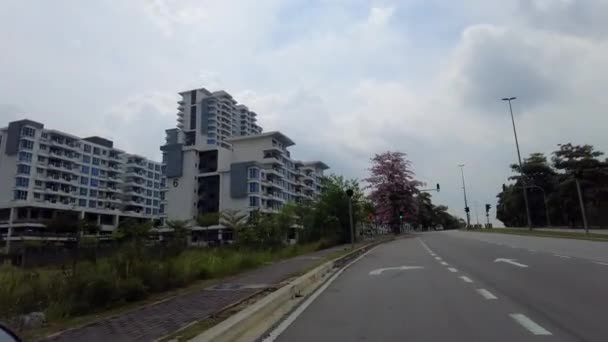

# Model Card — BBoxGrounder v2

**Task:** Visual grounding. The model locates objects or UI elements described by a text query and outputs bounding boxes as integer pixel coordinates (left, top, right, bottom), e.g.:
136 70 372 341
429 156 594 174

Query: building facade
0 119 164 237
161 88 329 235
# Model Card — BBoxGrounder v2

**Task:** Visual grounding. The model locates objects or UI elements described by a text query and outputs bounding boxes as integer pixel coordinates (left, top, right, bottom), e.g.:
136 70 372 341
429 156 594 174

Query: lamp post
346 189 355 248
458 164 471 228
502 97 532 230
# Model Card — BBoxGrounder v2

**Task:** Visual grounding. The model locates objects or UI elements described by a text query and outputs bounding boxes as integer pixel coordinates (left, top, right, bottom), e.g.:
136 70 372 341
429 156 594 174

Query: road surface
267 231 608 342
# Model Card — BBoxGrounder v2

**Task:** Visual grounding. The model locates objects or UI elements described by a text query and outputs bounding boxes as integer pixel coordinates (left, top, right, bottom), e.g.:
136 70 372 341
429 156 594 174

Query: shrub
118 278 147 302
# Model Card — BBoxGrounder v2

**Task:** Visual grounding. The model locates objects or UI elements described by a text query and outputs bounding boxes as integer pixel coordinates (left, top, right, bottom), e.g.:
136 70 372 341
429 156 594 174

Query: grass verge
159 238 391 342
468 228 608 242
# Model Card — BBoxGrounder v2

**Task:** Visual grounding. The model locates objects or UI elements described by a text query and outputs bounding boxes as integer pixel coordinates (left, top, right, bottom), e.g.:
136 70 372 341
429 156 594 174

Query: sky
1 0 608 225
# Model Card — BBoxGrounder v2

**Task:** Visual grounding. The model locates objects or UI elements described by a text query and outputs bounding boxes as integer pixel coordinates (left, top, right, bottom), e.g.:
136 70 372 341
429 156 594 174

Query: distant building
161 88 328 242
0 119 164 238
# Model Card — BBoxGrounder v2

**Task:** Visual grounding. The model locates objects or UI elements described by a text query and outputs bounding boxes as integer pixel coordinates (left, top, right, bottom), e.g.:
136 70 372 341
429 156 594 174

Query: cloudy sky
2 0 608 224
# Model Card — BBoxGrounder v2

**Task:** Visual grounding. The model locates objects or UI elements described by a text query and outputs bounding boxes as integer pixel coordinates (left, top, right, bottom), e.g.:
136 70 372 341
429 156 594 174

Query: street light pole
458 164 471 228
574 178 589 234
346 189 355 248
502 97 532 230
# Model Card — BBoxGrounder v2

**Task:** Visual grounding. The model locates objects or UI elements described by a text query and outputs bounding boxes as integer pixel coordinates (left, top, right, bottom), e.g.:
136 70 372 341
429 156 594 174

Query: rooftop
226 131 295 147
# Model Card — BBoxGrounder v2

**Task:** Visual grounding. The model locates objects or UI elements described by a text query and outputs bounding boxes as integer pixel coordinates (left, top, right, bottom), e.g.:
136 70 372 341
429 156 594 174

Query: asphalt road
267 231 608 342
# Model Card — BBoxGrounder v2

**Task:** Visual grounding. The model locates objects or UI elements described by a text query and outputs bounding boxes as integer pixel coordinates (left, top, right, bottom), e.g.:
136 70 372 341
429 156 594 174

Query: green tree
196 212 220 227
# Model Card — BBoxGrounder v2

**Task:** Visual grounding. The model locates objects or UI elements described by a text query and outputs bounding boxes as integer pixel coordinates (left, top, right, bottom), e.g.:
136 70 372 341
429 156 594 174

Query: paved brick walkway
43 246 344 342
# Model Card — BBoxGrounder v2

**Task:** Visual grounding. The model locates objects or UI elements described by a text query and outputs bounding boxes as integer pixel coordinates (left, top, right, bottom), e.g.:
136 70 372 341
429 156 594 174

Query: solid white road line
447 267 458 273
262 245 379 341
528 249 537 253
459 275 473 283
594 262 608 266
510 313 552 335
440 261 449 266
476 288 497 300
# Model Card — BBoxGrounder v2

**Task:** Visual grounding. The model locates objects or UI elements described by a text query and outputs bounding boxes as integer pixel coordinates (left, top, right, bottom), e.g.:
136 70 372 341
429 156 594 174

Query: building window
154 191 159 198
15 177 29 187
36 167 44 174
80 188 87 196
153 208 159 215
20 139 34 150
249 182 260 193
249 196 260 207
17 164 31 174
102 150 106 155
91 167 99 176
81 165 90 174
154 173 160 180
83 155 91 163
38 156 46 162
78 199 86 207
18 151 32 162
41 132 48 139
159 204 165 214
153 200 159 206
145 180 152 187
145 189 152 196
90 178 98 187
34 180 42 187
155 165 160 171
92 157 100 165
147 171 153 178
160 192 165 200
207 139 216 145
154 182 160 189
190 106 197 130
13 190 28 200
39 144 47 150
89 189 97 197
89 200 96 208
93 147 100 155
34 192 41 199
248 167 259 179
80 177 88 185
84 144 91 153
145 207 152 215
146 199 152 205
21 127 36 137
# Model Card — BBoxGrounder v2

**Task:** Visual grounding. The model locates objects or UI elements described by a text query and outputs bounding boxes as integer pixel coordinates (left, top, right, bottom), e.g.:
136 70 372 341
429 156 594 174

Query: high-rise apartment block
0 119 164 236
161 88 328 231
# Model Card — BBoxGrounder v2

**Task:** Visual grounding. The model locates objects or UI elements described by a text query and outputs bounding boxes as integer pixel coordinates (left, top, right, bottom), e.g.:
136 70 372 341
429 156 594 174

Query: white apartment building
0 119 164 237
161 88 328 242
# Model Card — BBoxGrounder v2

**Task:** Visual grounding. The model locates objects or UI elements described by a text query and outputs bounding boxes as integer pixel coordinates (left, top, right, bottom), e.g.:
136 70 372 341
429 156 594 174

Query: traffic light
436 183 440 192
399 211 403 220
485 204 491 212
464 207 470 213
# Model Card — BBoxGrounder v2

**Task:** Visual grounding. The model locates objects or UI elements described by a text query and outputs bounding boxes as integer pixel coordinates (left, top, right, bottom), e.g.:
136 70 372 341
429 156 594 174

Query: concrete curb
190 238 391 342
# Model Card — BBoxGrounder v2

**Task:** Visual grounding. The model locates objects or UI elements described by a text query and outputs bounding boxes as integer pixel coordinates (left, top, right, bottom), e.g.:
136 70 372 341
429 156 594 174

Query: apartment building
0 119 164 236
161 88 329 242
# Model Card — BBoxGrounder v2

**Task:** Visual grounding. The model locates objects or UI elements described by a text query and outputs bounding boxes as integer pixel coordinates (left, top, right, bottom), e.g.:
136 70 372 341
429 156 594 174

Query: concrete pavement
267 232 608 341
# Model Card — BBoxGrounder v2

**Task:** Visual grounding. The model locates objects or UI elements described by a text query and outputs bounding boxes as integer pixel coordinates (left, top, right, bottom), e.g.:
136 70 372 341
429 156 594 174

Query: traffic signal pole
458 165 471 228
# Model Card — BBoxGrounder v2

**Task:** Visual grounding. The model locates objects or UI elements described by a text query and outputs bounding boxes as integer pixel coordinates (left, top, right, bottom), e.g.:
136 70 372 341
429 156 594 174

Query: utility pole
502 97 533 230
346 189 355 248
574 178 589 234
458 164 471 228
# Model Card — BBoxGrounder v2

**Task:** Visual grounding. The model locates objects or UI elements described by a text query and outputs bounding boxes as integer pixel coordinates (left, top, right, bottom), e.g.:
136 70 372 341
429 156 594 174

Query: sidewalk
43 246 345 342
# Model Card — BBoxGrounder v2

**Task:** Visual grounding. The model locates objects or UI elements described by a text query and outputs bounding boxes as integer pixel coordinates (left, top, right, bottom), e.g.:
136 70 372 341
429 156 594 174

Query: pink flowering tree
365 151 422 233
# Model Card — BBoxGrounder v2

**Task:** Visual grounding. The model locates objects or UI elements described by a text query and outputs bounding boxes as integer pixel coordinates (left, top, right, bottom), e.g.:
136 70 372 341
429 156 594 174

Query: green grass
469 228 608 242
7 240 332 340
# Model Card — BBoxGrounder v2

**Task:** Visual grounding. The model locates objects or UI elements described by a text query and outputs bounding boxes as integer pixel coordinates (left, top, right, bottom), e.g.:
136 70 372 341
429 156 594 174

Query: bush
118 278 147 302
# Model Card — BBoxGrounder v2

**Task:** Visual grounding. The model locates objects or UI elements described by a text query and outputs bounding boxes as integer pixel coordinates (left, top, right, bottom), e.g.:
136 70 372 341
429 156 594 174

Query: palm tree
220 209 248 242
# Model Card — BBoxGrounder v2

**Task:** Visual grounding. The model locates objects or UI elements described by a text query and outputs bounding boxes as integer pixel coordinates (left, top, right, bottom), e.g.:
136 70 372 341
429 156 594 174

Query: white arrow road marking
369 266 424 275
510 314 552 335
476 288 497 300
494 258 528 268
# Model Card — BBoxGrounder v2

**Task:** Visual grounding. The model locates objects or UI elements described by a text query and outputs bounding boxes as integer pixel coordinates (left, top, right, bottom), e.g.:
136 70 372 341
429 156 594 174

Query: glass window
89 200 96 208
93 147 100 155
145 207 152 214
155 165 160 171
153 208 159 215
147 171 153 178
39 144 47 150
89 189 97 197
21 127 35 137
160 204 165 214
20 139 34 150
160 192 165 200
15 177 29 187
146 199 152 205
90 178 98 187
36 167 44 174
249 182 259 193
92 157 100 165
80 177 88 185
84 144 91 152
81 165 90 174
34 180 42 187
249 196 260 207
147 180 153 187
154 182 160 189
153 200 159 206
91 167 99 176
146 189 152 196
154 173 160 180
37 156 46 162
34 192 41 199
83 155 91 163
80 188 87 196
17 164 31 174
154 191 159 198
13 190 28 200
248 167 259 179
102 150 107 155
78 199 86 207
18 151 32 162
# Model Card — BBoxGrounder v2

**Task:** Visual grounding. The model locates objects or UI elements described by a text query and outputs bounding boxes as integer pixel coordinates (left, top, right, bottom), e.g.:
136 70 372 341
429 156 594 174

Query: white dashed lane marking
476 288 497 300
459 276 473 283
440 261 449 266
447 267 458 273
510 313 552 336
